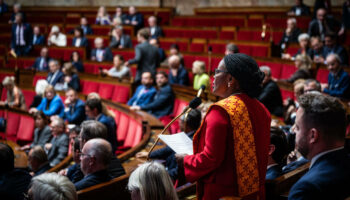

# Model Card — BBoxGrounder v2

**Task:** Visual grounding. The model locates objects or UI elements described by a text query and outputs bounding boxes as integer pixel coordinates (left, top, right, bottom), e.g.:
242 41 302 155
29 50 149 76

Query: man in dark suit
266 127 289 180
124 6 144 32
45 118 69 167
32 47 51 71
288 0 310 16
288 94 350 200
80 17 93 35
131 71 174 118
72 27 89 48
0 143 32 200
74 138 113 191
308 8 340 40
258 66 283 117
168 55 189 86
28 146 51 176
90 37 113 62
109 26 132 49
126 28 160 83
9 3 26 24
11 13 32 56
47 59 64 87
85 99 117 154
32 25 45 45
322 33 348 65
63 88 85 125
148 16 164 38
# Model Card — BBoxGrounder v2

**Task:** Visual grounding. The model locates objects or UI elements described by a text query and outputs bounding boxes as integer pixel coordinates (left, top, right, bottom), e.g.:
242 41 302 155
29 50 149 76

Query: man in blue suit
74 138 113 191
32 47 51 71
288 93 350 200
124 6 144 32
148 16 164 39
32 26 45 45
85 99 117 155
11 13 32 56
46 59 64 87
322 33 348 65
90 37 113 62
63 88 85 125
127 71 156 107
131 71 174 118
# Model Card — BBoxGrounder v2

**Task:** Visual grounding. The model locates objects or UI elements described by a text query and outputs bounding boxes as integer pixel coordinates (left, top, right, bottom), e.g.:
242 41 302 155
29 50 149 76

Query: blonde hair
192 61 206 74
295 54 312 70
2 76 15 86
63 62 77 76
44 85 56 97
87 93 116 118
128 162 178 200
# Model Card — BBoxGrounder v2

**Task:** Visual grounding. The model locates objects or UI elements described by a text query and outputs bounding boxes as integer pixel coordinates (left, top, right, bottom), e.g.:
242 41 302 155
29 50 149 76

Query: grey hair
259 66 271 77
14 3 21 9
49 59 59 67
128 162 178 200
30 173 77 200
326 53 342 64
298 33 310 42
2 76 15 86
85 138 112 166
80 120 108 142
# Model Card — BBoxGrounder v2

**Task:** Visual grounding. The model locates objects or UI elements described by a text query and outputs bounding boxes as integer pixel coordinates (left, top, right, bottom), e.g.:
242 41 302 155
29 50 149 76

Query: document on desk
158 132 193 155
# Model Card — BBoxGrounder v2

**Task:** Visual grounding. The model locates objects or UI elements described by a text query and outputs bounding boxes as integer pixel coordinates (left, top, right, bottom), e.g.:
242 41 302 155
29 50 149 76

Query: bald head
168 55 181 69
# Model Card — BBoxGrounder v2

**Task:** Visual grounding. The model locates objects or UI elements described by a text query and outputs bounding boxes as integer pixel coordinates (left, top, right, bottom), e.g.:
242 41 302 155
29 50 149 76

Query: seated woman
71 27 88 48
20 111 52 151
95 6 111 25
62 62 80 91
29 85 64 118
0 76 26 110
102 55 130 79
281 54 312 83
30 79 49 108
192 60 209 90
282 33 310 60
128 162 178 200
71 51 84 73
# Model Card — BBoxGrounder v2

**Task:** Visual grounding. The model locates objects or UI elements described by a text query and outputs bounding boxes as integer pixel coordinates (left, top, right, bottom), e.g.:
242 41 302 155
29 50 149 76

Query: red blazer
183 94 271 200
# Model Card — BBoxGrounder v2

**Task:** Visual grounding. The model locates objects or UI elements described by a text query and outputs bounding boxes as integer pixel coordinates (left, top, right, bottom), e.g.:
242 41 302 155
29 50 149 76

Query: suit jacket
90 48 113 62
72 37 89 48
141 83 174 118
97 114 117 154
34 162 51 176
37 94 65 117
33 35 45 45
109 34 132 48
11 23 33 49
74 170 112 191
64 98 85 125
289 4 311 16
80 25 93 35
126 13 144 29
323 45 349 65
266 164 282 180
67 163 84 183
47 70 64 87
284 69 312 83
308 17 340 38
282 157 308 174
72 61 84 72
258 80 284 117
128 41 159 82
0 169 32 200
30 125 52 148
324 69 350 99
150 26 164 38
279 28 301 46
169 66 190 86
47 133 69 167
32 57 51 71
127 85 157 106
289 148 350 200
66 73 81 92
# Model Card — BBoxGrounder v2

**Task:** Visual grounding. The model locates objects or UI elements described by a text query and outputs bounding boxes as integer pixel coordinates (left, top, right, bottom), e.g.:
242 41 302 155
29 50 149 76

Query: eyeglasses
214 69 228 75
79 153 92 158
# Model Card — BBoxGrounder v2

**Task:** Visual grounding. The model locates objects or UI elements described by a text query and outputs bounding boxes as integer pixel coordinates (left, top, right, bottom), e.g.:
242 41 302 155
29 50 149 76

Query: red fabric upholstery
123 119 137 148
91 26 110 35
32 75 47 86
17 115 35 142
286 46 299 56
316 68 329 84
117 113 129 142
159 40 189 52
189 43 205 53
280 88 295 100
111 50 135 60
171 17 245 27
98 83 115 100
4 112 21 140
219 31 235 40
111 85 130 104
163 28 218 39
247 18 263 28
22 90 36 109
6 58 35 69
81 81 99 95
1 89 6 101
280 64 298 80
258 61 283 79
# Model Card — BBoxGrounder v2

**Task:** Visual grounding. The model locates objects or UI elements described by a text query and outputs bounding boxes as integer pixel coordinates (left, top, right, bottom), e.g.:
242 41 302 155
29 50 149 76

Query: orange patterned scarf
192 95 260 197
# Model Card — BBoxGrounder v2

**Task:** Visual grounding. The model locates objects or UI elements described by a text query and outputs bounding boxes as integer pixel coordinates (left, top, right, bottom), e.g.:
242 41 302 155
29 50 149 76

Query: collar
267 163 279 170
310 146 344 168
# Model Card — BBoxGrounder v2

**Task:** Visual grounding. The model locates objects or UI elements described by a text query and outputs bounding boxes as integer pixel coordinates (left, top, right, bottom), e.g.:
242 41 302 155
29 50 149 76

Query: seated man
307 36 324 63
47 25 67 47
308 8 341 40
289 93 350 199
90 37 113 62
322 33 348 66
258 66 283 117
32 47 51 71
266 127 289 180
28 146 51 176
11 13 32 56
168 55 189 86
304 79 321 94
322 53 350 99
85 99 117 154
74 138 113 191
148 16 163 39
288 0 311 16
150 38 166 62
79 17 93 35
32 25 45 45
127 71 156 107
136 108 202 181
0 143 32 200
109 26 132 49
63 88 85 125
47 59 64 87
279 18 301 50
124 6 144 31
131 71 174 118
45 117 69 167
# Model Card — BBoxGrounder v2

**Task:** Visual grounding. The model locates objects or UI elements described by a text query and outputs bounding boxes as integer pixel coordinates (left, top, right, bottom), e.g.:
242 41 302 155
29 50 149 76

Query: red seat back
98 83 115 100
81 81 99 95
17 115 35 142
6 112 21 136
316 68 329 84
111 85 130 104
280 64 298 80
117 113 129 142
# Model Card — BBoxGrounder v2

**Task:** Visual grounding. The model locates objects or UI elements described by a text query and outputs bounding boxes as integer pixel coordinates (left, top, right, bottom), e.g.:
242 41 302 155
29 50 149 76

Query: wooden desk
0 140 28 168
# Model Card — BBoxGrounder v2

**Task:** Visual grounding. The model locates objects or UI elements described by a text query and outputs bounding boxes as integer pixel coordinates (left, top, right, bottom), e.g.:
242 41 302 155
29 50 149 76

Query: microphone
189 97 202 109
197 85 206 98
261 24 266 40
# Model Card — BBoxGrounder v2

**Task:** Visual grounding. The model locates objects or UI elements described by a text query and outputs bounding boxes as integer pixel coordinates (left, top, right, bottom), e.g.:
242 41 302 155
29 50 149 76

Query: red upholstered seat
81 81 99 95
117 113 129 143
83 62 112 74
280 88 295 101
280 64 298 80
159 39 189 52
122 119 137 148
32 75 47 86
22 90 36 109
91 25 111 35
286 46 300 56
189 43 205 53
16 115 35 142
111 50 135 60
247 18 263 28
111 85 130 104
316 68 329 84
1 89 7 101
98 83 115 100
0 112 21 141
261 62 283 79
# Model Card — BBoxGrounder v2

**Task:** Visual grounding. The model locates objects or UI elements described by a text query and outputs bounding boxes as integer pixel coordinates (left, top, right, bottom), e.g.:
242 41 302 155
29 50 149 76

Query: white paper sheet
158 132 193 155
